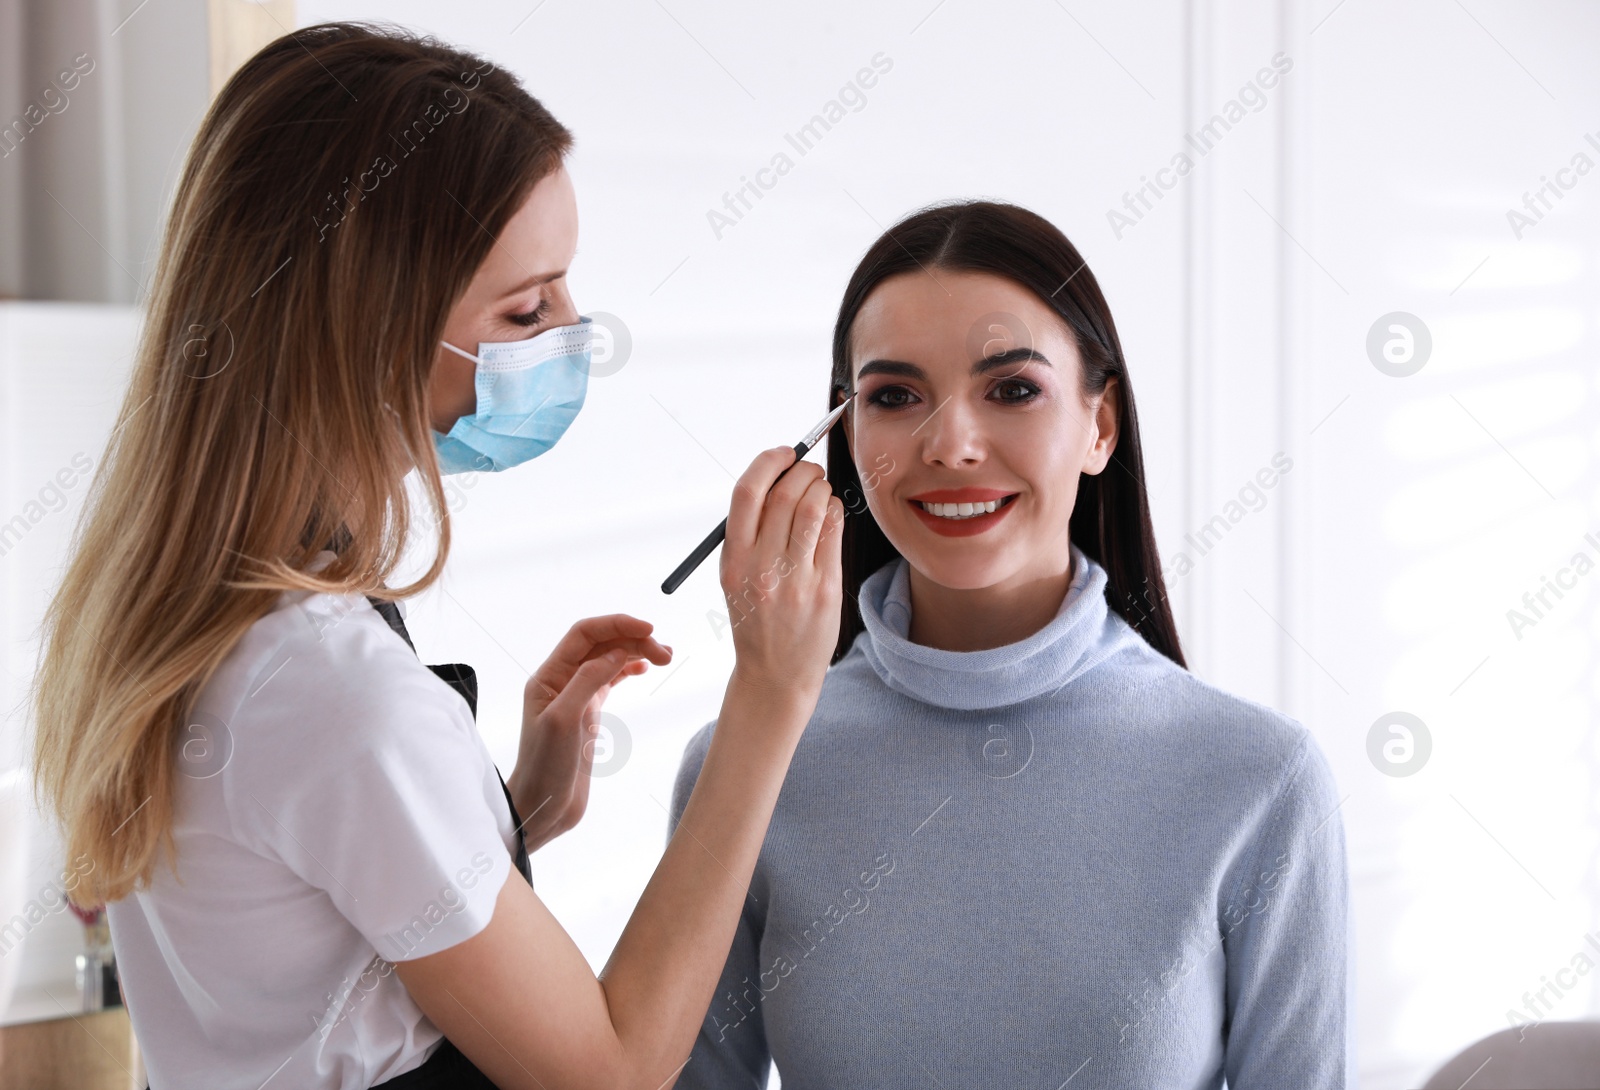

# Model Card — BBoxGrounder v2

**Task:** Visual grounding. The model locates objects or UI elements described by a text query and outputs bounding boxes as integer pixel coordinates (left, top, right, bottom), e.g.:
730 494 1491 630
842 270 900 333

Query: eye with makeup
506 297 552 328
862 384 913 410
862 376 1042 409
993 377 1042 403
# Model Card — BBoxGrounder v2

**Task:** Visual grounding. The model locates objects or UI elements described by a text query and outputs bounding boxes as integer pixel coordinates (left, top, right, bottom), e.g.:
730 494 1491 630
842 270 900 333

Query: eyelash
865 378 1041 409
507 298 551 328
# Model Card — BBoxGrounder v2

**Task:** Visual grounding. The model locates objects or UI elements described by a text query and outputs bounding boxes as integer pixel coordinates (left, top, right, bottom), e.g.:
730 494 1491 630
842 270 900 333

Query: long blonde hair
30 21 573 907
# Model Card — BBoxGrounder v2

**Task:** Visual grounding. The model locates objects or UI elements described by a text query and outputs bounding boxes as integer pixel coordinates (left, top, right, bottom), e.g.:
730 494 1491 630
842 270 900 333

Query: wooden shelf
0 1007 145 1090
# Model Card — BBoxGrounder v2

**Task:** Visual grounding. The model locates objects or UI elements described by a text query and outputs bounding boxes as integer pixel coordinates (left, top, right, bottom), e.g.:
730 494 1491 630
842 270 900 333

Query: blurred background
0 0 1596 1086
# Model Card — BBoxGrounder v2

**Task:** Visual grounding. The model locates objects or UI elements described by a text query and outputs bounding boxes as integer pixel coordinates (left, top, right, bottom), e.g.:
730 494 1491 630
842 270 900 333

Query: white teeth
919 498 1004 519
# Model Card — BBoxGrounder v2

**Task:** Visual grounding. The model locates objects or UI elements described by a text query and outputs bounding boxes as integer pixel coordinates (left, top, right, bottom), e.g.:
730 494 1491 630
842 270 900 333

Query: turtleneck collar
856 541 1129 710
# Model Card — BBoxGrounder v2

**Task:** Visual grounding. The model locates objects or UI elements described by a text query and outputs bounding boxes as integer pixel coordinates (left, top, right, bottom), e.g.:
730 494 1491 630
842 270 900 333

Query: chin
892 537 1022 593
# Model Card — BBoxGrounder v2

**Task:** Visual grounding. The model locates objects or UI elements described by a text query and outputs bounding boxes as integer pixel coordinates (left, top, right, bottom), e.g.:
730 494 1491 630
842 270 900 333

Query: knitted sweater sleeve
1221 729 1355 1089
668 723 773 1090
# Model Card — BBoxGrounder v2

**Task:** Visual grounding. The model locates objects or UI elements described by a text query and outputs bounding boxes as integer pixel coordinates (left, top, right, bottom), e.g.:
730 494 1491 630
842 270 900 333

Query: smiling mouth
913 495 1019 520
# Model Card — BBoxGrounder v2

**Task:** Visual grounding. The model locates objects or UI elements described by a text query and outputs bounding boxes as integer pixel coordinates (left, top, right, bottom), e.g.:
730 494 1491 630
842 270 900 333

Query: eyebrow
855 346 1052 383
497 269 566 300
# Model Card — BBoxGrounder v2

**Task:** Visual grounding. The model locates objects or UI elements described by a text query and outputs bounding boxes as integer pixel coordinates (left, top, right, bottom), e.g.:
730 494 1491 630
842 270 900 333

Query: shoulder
1088 627 1345 889
186 591 504 887
1114 636 1344 853
1086 618 1315 783
197 589 475 773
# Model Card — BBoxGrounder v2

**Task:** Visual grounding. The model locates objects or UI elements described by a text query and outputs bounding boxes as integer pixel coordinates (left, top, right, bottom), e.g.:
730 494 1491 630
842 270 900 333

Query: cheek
847 406 913 458
426 348 479 427
848 427 903 507
1009 420 1082 515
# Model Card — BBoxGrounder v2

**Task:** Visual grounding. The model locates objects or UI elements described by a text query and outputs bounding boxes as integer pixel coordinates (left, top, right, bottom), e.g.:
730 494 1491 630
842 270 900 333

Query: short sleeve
1220 730 1353 1088
670 722 773 1090
227 644 512 963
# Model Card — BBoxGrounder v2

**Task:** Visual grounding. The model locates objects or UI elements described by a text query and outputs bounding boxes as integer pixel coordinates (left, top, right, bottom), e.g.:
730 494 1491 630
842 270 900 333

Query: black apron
365 595 531 1089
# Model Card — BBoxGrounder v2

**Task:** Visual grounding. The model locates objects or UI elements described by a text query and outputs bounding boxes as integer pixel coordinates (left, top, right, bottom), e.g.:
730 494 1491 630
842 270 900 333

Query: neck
905 551 1076 652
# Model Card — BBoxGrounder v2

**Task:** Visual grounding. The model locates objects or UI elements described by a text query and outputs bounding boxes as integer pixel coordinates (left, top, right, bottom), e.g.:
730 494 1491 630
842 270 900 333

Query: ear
1085 377 1121 475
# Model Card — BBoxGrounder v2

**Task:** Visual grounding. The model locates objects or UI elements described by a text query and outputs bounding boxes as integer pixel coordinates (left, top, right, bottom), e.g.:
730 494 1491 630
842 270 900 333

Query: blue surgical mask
431 315 593 474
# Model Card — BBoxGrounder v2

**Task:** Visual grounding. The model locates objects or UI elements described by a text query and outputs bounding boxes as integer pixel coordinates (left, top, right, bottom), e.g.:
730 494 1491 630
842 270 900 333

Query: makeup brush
661 394 854 594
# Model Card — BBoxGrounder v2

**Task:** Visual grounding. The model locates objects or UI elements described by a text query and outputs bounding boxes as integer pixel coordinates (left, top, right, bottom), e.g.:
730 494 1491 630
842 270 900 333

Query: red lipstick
906 489 1020 537
906 487 1016 503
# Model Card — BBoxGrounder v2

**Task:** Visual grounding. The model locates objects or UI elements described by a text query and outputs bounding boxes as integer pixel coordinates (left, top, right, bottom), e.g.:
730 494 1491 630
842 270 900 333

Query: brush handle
660 440 811 595
661 518 727 594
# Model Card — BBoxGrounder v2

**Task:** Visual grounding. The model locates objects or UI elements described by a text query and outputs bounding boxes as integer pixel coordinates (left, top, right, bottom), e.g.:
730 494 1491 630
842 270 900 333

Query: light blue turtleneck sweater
668 543 1352 1089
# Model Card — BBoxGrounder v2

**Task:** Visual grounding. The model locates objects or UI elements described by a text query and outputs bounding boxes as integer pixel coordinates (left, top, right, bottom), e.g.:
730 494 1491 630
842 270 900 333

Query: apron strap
366 597 532 886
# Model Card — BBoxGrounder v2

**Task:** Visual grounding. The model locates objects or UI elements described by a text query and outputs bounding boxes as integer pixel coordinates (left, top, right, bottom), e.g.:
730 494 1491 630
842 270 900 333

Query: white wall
0 302 144 1023
1 1 1596 1086
0 0 208 1026
0 0 209 303
1300 4 1600 1080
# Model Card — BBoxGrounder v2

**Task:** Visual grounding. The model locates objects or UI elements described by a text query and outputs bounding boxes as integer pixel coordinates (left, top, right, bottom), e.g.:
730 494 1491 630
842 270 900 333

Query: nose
548 280 581 328
920 394 984 469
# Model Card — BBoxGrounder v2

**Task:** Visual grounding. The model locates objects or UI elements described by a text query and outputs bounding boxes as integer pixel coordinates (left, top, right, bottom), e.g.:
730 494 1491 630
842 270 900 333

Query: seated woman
668 199 1350 1089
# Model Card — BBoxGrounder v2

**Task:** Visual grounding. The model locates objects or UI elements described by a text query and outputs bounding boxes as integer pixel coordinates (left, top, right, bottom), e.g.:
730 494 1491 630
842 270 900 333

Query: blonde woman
29 22 843 1090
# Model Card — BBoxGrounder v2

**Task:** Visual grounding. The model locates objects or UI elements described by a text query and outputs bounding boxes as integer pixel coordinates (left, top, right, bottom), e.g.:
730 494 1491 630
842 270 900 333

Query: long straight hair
825 200 1186 670
30 22 573 907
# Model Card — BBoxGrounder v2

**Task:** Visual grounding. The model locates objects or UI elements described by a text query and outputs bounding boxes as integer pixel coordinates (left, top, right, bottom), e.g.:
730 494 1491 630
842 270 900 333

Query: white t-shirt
106 551 517 1089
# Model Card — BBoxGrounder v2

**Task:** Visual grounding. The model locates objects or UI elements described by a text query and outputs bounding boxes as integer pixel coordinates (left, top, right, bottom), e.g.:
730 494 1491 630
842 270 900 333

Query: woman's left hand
509 614 672 854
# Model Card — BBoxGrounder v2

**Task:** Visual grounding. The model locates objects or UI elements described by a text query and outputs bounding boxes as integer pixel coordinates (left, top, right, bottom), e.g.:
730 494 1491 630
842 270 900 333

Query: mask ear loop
439 340 482 365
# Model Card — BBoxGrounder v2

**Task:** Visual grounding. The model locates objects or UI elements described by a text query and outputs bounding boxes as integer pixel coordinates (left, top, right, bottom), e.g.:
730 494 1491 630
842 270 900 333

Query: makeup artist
28 22 843 1090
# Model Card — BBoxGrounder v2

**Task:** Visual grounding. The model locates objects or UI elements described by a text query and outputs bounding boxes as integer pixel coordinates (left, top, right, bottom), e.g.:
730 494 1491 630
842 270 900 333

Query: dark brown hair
825 199 1186 670
33 21 573 905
